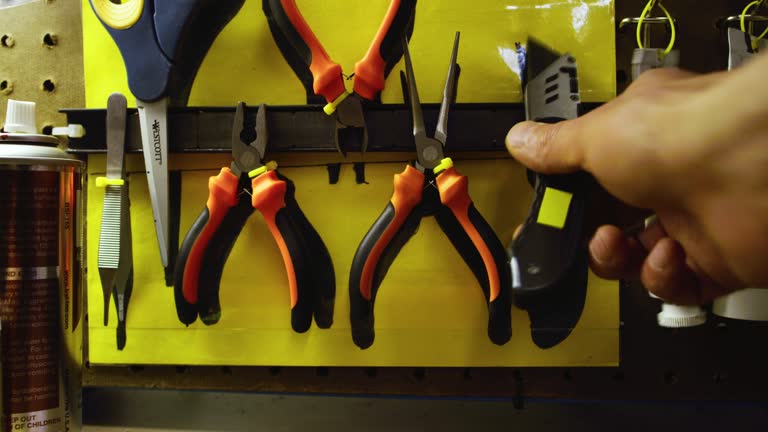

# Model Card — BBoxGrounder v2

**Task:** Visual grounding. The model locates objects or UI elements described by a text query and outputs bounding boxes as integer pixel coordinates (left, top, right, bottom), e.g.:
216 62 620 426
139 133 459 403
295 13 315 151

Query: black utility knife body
509 39 590 348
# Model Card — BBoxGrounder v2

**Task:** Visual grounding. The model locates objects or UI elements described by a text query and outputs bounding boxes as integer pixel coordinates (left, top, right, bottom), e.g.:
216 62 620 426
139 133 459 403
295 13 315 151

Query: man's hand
506 53 768 305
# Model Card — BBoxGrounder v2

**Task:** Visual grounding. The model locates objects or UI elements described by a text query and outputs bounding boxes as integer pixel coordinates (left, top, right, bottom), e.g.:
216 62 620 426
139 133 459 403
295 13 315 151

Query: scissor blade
434 32 460 146
402 35 426 139
137 97 170 267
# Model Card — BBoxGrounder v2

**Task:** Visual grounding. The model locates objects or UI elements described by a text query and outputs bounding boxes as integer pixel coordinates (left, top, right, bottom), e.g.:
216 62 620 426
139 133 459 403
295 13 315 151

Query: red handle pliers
348 33 513 349
174 102 335 332
263 0 417 155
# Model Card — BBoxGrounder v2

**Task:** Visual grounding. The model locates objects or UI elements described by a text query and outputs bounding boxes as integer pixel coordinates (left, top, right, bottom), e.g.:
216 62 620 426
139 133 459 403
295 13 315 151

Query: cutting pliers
348 33 512 349
263 0 417 155
90 0 245 269
174 103 335 333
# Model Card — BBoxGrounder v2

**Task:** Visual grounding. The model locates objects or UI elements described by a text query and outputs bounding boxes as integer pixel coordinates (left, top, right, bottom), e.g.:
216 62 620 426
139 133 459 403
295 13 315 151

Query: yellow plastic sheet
82 0 619 366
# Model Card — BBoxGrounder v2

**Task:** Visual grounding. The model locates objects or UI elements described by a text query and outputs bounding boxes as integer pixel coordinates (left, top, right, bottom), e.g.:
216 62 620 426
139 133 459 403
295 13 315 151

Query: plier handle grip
174 103 335 332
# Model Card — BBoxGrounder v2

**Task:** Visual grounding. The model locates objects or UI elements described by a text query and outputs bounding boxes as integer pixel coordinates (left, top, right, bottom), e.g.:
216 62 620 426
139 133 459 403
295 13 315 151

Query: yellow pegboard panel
82 0 619 366
87 154 618 366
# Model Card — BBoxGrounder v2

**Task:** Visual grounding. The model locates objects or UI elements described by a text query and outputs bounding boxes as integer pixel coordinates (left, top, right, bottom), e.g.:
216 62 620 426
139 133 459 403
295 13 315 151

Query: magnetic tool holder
62 104 600 154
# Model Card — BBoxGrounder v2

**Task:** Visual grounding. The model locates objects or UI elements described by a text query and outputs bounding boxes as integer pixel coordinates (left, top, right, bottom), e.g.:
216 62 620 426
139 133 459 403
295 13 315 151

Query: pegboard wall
0 0 84 134
2 0 767 400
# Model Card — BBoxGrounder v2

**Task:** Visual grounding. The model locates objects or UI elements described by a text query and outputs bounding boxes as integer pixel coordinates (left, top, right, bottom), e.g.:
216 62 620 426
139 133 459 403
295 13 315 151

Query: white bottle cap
657 303 707 328
4 99 37 134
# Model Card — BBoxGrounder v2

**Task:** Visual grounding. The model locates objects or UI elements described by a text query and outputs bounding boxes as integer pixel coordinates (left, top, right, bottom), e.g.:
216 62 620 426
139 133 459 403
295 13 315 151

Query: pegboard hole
42 125 53 135
563 369 573 381
463 368 473 380
664 371 678 385
413 367 426 381
1 80 8 91
1 34 14 48
43 33 58 47
713 371 728 383
268 366 281 376
42 79 55 92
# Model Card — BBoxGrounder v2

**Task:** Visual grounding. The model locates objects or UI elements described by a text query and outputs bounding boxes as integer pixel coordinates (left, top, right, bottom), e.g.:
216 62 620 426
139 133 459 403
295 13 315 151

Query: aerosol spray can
0 100 83 432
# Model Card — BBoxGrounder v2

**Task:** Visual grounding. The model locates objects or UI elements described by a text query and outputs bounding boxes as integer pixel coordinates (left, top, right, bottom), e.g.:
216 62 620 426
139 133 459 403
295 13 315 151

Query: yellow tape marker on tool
248 161 278 179
91 0 144 30
537 187 573 229
433 157 454 175
95 177 125 187
323 91 350 115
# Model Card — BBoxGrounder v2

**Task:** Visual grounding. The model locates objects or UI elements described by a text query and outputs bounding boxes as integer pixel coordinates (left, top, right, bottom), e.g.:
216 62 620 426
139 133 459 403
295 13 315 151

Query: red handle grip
436 167 500 301
353 0 415 100
250 171 300 308
278 0 345 103
181 168 240 305
358 165 423 300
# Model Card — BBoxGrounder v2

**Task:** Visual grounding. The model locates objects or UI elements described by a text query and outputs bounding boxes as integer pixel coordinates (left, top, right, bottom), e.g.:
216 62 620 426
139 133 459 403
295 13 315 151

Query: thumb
505 120 584 173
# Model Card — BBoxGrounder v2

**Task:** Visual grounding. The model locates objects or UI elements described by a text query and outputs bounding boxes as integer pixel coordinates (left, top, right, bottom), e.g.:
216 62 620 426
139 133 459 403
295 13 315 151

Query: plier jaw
229 102 269 179
333 94 368 156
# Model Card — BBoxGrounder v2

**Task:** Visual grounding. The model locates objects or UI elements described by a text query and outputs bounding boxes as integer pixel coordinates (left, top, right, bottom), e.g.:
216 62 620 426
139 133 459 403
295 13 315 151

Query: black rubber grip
268 204 314 333
510 171 588 297
377 0 418 85
435 203 512 345
349 202 422 349
173 207 209 325
277 172 336 329
262 0 324 104
516 250 588 349
196 198 254 325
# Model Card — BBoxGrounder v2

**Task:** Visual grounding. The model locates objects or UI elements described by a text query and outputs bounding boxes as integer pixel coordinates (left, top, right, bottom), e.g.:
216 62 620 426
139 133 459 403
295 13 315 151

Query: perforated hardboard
81 0 619 366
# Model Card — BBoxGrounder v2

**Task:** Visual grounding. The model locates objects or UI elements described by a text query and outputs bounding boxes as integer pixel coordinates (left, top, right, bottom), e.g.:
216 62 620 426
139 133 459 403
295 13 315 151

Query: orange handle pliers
263 0 417 154
174 102 335 332
348 33 512 349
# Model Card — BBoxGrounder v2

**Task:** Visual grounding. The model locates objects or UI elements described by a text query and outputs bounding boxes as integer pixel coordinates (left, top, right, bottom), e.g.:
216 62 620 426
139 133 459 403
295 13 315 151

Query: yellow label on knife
537 187 572 229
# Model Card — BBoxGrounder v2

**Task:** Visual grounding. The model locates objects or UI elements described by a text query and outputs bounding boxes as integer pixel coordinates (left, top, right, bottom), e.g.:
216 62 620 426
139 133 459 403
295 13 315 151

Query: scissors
89 0 245 268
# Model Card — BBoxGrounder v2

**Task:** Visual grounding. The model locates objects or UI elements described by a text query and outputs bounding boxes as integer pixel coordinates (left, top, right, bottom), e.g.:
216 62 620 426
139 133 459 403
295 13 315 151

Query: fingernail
648 241 672 272
505 121 536 151
589 234 609 265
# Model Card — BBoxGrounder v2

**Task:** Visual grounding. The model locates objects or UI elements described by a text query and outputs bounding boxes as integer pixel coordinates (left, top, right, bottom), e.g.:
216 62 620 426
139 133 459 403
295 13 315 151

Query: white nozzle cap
51 124 85 138
4 99 37 134
657 303 707 328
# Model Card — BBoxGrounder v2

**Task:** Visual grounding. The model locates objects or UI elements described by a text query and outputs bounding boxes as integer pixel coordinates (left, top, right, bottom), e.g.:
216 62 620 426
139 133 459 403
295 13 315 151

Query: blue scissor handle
90 0 244 104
